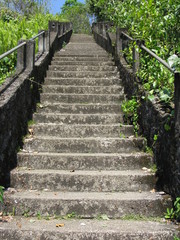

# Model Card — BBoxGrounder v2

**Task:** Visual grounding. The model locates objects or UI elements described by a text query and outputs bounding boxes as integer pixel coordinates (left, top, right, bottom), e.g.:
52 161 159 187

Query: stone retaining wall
93 29 179 198
0 26 72 187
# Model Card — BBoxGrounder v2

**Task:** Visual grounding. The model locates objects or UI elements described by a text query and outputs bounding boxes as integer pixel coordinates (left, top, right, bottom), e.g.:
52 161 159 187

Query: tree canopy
61 0 91 34
0 0 49 16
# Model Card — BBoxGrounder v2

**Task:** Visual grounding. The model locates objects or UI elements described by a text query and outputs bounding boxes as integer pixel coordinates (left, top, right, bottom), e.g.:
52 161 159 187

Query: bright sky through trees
50 0 85 14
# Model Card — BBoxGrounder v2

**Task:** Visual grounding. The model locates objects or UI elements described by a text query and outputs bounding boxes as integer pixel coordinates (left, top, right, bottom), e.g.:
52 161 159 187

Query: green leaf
147 95 155 102
100 214 110 220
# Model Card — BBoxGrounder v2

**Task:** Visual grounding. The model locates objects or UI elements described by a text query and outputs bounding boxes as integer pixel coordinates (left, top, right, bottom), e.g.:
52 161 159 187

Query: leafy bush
87 0 180 104
165 197 180 222
0 11 67 85
121 97 139 134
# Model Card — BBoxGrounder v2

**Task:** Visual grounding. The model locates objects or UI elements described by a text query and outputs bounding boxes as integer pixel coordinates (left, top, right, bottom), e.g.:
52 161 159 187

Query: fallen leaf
16 222 22 229
80 223 86 226
30 219 36 223
70 170 75 172
142 167 148 171
56 223 64 227
159 191 165 195
28 128 34 136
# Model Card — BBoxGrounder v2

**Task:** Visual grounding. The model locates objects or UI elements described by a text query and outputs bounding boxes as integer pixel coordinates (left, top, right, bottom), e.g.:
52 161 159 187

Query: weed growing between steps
174 236 180 240
165 197 180 222
5 209 172 223
121 96 139 135
121 214 162 222
0 186 4 204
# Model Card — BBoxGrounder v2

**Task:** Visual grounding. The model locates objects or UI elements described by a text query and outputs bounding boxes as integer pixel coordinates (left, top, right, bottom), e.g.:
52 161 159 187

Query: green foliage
174 236 180 240
87 0 180 104
165 197 180 222
61 1 91 34
0 186 4 204
61 0 83 13
0 11 66 85
1 0 49 16
153 134 158 142
121 97 139 134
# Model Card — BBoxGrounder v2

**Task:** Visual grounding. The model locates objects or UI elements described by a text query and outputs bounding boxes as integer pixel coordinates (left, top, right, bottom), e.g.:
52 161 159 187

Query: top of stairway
69 34 96 43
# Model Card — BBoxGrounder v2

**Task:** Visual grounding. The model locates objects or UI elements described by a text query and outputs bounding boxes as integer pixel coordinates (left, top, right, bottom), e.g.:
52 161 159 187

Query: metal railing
119 31 175 74
0 42 26 61
0 21 72 80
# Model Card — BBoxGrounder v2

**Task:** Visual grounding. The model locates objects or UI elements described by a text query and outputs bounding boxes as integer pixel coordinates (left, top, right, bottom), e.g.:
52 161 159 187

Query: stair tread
33 123 130 127
6 190 163 200
12 169 153 176
24 136 142 141
0 217 178 238
18 152 150 157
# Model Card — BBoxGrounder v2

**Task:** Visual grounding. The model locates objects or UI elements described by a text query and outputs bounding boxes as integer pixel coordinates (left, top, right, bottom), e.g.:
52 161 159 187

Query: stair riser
52 57 111 61
57 52 108 56
0 230 176 240
51 61 114 66
34 114 123 124
42 86 123 94
32 125 134 138
41 94 122 104
23 138 146 153
4 197 169 218
11 171 155 192
44 78 121 86
17 153 153 171
36 105 122 114
41 93 123 104
49 65 116 72
47 71 119 78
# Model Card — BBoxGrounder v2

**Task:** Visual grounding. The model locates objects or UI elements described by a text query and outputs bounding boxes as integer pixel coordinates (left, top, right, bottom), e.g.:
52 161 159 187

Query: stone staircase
1 34 179 239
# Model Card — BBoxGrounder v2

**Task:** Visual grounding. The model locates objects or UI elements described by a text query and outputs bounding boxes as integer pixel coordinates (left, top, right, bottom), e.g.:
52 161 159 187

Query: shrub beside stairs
0 34 179 239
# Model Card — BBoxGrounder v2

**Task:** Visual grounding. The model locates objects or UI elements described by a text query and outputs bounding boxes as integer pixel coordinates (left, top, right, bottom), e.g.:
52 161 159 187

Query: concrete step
32 124 134 138
34 113 123 124
44 77 121 86
4 190 171 218
57 51 108 56
0 218 178 240
40 93 122 104
52 56 111 61
49 65 117 72
46 70 119 78
17 152 153 171
68 34 96 43
59 42 105 49
36 103 122 114
42 85 123 94
51 61 114 66
23 137 146 153
10 169 155 192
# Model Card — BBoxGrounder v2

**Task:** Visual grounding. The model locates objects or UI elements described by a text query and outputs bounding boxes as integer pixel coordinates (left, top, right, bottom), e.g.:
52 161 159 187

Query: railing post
116 28 121 58
116 28 126 58
38 30 45 53
25 40 35 71
174 72 180 166
16 40 26 72
49 21 58 46
103 22 105 36
133 40 140 74
16 39 35 72
44 30 49 52
58 23 63 36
